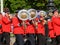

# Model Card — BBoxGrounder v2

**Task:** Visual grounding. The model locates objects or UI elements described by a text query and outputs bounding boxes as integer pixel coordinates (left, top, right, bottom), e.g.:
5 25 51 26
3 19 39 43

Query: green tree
4 0 48 13
54 0 60 10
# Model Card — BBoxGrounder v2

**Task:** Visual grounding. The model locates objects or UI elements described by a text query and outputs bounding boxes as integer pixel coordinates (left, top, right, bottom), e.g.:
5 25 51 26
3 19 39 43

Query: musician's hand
9 15 13 19
43 20 47 25
35 22 38 26
32 20 34 24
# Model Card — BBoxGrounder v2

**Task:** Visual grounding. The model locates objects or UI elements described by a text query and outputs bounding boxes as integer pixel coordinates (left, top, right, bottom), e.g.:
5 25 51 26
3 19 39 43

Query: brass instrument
28 9 37 20
39 10 47 24
18 9 29 21
39 10 47 18
18 9 29 31
28 9 38 29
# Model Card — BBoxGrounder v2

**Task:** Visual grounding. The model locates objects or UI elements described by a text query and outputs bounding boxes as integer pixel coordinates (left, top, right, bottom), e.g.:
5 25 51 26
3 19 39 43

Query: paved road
10 37 15 45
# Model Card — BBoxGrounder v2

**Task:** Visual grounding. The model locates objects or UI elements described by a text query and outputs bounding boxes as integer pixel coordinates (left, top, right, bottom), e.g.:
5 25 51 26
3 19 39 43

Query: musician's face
30 12 36 18
54 11 59 17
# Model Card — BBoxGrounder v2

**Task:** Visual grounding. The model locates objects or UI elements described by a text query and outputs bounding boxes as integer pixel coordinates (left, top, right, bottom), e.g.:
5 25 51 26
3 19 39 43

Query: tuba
18 9 29 21
28 9 37 20
39 10 47 23
18 9 29 31
39 10 47 17
28 9 38 29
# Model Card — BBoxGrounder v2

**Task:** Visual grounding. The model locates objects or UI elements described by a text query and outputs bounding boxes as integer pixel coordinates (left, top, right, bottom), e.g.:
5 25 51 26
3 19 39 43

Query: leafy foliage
4 0 60 13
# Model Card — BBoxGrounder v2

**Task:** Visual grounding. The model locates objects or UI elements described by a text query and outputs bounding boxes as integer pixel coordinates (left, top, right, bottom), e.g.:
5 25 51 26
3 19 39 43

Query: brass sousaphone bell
39 10 47 17
28 9 37 20
39 11 47 24
18 9 29 21
28 9 38 29
18 9 29 31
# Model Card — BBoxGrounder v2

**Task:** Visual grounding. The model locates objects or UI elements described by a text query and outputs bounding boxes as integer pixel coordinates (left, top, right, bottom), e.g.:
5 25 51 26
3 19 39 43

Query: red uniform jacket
2 16 11 33
25 20 35 34
0 20 3 34
36 22 45 35
12 17 24 34
35 17 45 35
48 19 55 38
52 16 60 36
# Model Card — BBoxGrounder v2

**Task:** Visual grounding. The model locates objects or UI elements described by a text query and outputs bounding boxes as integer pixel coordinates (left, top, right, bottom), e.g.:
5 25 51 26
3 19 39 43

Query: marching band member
52 10 60 45
25 9 36 45
36 11 46 45
35 11 46 45
47 11 56 45
12 10 28 45
2 12 12 45
0 13 3 45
